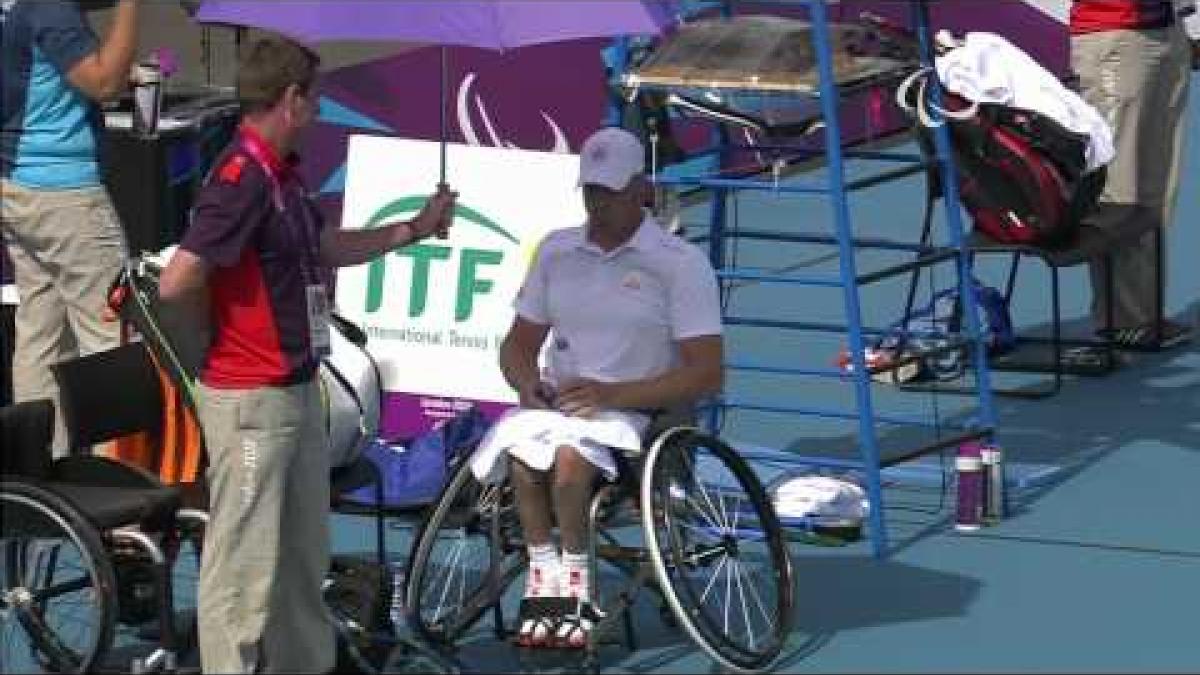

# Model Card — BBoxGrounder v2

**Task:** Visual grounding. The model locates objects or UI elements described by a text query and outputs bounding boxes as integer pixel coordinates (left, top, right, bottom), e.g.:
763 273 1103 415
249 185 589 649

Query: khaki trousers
1071 24 1192 328
195 380 334 674
0 180 125 455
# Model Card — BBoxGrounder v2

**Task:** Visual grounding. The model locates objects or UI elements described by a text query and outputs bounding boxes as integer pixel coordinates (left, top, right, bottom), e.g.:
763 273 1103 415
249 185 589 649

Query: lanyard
238 130 326 287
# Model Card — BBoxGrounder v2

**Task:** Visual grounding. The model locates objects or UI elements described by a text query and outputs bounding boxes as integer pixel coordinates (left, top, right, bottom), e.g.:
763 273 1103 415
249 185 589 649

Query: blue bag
878 278 1015 381
343 406 491 509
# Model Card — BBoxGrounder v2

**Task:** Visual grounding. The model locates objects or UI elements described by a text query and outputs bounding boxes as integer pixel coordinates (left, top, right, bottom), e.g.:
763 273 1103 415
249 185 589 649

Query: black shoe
514 597 570 648
1099 320 1193 351
1061 345 1110 370
552 600 606 650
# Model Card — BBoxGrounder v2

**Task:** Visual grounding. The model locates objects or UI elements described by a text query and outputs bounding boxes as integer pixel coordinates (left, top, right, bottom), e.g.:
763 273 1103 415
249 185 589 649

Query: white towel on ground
770 476 868 524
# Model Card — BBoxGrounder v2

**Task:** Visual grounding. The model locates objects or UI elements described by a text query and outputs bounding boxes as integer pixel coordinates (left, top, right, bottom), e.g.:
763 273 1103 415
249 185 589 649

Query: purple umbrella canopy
195 0 678 50
197 0 677 181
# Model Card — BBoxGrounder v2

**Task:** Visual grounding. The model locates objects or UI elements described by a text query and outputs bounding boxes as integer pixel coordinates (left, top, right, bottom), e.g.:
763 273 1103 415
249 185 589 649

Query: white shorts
469 408 650 484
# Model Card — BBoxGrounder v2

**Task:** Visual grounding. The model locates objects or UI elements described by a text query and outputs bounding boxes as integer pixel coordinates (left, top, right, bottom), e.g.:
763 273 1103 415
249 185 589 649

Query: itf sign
338 136 585 436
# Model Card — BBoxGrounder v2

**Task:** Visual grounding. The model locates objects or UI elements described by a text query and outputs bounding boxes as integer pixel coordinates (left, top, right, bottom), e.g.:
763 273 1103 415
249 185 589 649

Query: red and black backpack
899 70 1106 248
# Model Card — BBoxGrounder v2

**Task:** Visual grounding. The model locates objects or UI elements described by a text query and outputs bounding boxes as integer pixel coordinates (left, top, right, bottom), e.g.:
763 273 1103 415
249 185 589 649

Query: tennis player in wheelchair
469 127 723 649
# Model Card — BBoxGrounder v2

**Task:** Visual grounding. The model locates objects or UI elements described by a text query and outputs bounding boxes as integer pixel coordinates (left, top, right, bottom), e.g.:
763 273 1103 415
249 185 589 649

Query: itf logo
361 196 519 323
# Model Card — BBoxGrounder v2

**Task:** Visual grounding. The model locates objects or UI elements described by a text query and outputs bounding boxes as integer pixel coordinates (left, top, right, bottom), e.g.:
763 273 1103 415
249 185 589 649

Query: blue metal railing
617 0 1000 557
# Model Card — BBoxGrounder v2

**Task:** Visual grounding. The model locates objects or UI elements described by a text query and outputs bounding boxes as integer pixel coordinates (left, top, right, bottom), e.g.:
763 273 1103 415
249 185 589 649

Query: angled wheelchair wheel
404 454 525 645
1 482 118 674
641 429 795 675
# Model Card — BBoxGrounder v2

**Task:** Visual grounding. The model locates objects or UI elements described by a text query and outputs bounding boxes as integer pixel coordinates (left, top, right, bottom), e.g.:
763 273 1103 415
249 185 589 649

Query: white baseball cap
577 127 645 191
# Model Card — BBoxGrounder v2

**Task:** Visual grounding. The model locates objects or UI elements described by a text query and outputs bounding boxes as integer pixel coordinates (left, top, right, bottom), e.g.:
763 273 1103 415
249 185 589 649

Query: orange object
104 348 204 485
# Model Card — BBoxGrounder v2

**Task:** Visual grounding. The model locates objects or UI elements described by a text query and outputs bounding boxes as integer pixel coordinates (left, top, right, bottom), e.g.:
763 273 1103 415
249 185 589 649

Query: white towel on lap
469 408 649 484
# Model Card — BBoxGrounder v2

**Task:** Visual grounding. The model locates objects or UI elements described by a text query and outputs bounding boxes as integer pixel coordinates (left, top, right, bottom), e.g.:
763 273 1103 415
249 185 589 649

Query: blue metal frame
614 0 1000 557
907 0 999 435
807 0 890 554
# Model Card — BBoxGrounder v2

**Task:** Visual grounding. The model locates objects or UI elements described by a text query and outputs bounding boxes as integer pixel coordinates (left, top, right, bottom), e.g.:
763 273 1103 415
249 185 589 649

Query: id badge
306 284 332 358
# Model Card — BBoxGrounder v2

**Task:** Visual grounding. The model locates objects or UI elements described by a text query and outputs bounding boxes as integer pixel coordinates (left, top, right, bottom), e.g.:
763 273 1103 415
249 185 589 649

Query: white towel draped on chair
934 32 1115 171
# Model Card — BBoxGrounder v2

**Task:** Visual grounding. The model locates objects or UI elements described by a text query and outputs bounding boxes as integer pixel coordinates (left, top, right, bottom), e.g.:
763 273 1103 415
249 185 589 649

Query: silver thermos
131 56 163 139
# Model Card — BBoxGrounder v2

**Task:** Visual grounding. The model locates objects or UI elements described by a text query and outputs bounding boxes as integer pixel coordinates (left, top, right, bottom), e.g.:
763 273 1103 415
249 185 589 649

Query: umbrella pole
435 46 450 240
439 46 448 187
201 26 212 85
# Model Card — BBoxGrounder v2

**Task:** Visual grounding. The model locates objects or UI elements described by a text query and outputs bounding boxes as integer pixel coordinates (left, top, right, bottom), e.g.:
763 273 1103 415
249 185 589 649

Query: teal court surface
105 79 1200 673
332 78 1200 674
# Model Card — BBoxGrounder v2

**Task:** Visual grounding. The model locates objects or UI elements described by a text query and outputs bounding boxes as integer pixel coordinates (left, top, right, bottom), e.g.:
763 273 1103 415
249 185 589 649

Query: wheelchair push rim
404 453 525 645
1 482 118 674
641 428 795 674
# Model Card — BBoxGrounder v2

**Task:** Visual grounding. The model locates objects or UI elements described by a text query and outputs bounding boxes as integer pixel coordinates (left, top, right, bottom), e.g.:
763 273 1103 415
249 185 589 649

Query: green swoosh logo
363 195 519 245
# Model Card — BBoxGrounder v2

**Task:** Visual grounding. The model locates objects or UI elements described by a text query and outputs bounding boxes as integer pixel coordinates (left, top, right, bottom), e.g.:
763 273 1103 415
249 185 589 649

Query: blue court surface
333 81 1200 673
104 80 1199 674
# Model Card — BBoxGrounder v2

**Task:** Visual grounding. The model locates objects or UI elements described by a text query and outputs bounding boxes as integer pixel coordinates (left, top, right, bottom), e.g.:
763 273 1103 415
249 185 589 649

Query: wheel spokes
651 434 790 671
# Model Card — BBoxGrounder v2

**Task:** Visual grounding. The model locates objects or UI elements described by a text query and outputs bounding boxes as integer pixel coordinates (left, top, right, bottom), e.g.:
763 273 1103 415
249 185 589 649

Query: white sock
561 551 590 603
520 544 561 644
557 551 599 647
524 544 560 598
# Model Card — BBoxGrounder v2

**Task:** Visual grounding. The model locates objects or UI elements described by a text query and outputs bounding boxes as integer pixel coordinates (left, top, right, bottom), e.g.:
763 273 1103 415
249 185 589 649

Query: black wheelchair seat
2 398 203 674
1 398 184 534
43 482 182 532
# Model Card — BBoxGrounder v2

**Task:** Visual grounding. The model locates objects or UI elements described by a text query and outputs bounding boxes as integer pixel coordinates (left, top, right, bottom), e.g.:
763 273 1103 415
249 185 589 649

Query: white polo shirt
515 216 722 388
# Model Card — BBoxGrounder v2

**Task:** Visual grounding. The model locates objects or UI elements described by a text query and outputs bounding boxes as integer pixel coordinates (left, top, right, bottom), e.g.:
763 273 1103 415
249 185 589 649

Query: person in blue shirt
1 0 142 454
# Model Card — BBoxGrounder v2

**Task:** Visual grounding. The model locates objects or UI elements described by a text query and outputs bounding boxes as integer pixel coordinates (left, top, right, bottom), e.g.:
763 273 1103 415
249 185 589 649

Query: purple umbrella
196 0 676 180
197 1 675 50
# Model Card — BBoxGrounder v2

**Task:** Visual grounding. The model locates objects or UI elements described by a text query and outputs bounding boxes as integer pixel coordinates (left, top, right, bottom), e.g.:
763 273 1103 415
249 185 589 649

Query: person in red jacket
1070 0 1193 349
159 35 455 674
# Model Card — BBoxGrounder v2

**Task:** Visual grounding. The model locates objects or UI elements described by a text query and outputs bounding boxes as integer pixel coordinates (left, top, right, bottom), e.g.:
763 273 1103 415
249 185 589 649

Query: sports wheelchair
1 254 386 674
0 398 207 674
403 418 795 674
